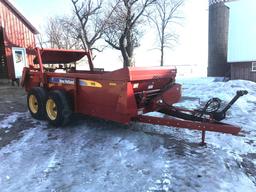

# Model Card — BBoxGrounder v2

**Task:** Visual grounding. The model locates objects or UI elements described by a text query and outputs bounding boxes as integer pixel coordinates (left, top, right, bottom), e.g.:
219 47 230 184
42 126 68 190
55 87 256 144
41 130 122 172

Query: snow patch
0 112 24 129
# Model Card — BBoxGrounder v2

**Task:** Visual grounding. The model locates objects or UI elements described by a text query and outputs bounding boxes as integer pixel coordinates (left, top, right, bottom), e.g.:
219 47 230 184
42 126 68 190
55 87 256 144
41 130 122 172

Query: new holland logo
48 78 75 85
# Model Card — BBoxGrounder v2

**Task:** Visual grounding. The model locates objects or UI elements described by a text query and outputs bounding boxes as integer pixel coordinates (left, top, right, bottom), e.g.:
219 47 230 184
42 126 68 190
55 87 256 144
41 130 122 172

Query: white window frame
252 62 256 72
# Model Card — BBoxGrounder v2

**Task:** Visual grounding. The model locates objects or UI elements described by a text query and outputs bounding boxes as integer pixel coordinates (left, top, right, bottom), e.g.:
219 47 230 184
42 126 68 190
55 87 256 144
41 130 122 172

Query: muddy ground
0 82 34 148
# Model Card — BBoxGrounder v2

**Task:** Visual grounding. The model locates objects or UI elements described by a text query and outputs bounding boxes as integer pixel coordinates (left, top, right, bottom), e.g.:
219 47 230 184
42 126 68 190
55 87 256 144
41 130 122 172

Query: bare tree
147 0 184 66
104 0 156 67
45 16 80 49
36 33 47 48
46 17 62 49
46 0 106 51
71 0 106 51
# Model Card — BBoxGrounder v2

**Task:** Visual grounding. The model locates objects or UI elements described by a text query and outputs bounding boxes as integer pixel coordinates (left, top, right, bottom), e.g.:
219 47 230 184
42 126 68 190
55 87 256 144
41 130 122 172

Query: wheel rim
46 99 57 120
29 95 38 114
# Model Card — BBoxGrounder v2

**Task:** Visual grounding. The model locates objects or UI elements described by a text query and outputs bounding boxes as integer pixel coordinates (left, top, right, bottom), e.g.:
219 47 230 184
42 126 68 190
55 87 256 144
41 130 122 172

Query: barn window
252 62 256 72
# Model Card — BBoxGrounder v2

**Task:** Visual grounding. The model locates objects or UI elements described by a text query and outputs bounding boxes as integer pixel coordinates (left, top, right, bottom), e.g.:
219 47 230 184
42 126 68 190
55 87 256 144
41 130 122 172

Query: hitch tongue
212 90 248 121
221 90 248 114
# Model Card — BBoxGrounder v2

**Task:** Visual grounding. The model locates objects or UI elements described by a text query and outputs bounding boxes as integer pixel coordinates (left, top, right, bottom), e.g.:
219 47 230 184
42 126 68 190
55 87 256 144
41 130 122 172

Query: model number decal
148 85 154 89
79 80 102 88
48 77 75 85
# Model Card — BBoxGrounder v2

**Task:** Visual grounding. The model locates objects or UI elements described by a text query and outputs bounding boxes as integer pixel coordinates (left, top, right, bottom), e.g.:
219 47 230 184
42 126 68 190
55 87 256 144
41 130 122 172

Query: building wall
230 62 256 82
0 0 36 79
227 0 256 63
208 2 230 77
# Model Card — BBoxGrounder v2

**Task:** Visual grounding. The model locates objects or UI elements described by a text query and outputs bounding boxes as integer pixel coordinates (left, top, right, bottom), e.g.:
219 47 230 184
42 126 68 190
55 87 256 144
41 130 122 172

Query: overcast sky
9 0 209 75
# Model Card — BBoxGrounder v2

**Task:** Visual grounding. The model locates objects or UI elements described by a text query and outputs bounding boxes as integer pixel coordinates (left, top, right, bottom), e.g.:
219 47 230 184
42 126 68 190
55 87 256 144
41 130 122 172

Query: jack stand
200 130 206 146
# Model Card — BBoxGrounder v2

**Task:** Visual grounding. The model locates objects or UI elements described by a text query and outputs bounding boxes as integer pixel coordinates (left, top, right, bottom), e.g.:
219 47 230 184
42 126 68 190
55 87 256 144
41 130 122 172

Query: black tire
45 90 72 126
27 87 47 120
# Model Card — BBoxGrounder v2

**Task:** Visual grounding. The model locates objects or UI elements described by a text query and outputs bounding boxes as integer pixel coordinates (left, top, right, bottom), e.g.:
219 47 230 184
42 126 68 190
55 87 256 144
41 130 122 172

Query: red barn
0 0 38 80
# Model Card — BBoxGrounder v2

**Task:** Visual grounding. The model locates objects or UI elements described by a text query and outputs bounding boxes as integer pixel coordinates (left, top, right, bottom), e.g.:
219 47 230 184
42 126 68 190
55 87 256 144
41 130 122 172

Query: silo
208 0 230 77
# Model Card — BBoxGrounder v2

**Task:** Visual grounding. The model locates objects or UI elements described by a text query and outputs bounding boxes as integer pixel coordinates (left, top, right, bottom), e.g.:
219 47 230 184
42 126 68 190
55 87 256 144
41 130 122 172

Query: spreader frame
21 48 246 144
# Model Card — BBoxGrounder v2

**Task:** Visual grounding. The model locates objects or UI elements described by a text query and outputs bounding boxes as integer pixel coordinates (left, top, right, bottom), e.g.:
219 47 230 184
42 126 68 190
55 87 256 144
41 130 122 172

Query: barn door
0 28 8 79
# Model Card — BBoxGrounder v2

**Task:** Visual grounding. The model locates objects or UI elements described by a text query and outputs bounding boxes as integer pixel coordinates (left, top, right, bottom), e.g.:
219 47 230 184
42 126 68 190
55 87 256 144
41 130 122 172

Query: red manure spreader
21 48 247 144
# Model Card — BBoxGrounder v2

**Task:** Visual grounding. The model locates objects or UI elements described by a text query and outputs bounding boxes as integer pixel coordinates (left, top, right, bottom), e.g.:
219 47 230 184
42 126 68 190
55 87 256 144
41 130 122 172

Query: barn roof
1 0 39 34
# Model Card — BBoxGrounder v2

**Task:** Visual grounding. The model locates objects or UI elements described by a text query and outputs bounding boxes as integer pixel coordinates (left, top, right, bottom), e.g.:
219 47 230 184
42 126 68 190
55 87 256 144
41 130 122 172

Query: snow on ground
0 112 24 129
0 78 256 192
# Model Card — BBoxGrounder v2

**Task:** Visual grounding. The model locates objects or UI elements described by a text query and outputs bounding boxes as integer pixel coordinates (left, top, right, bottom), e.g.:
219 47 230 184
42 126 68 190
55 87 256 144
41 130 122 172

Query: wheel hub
29 95 38 114
46 99 57 120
